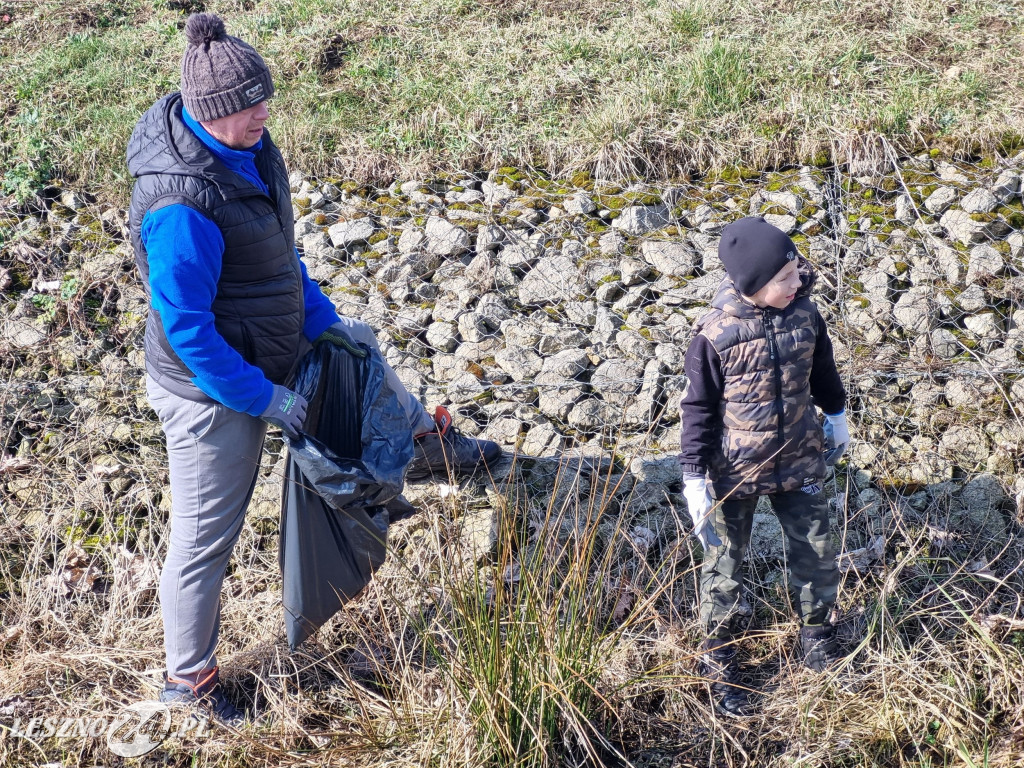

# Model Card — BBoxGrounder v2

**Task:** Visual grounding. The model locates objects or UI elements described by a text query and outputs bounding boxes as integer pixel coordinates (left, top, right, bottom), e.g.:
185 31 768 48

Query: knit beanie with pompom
180 13 273 122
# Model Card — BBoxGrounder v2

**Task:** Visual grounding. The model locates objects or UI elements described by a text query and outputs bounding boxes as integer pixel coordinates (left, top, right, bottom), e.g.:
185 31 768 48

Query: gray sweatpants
147 318 431 681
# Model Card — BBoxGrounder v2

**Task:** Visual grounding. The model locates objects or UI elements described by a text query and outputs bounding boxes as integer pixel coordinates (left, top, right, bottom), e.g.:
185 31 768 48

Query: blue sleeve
298 250 340 340
142 204 274 415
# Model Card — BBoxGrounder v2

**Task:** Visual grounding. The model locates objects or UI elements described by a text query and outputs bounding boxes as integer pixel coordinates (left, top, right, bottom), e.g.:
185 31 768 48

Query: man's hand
683 474 719 548
260 385 307 438
823 410 850 466
315 323 367 358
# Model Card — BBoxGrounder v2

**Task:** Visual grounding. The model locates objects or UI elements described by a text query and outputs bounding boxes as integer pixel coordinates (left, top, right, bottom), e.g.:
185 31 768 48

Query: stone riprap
1 157 1023 560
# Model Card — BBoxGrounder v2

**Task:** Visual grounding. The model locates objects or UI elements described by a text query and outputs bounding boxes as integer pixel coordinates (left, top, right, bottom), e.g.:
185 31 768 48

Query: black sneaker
159 667 244 726
700 640 754 717
800 624 843 672
406 406 502 482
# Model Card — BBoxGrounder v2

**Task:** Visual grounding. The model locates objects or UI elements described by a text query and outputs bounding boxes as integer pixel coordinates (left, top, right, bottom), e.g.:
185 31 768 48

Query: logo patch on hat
786 250 796 261
245 83 265 104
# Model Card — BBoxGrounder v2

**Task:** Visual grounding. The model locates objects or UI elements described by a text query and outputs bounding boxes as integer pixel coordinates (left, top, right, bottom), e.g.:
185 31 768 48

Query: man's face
200 100 269 150
749 259 802 309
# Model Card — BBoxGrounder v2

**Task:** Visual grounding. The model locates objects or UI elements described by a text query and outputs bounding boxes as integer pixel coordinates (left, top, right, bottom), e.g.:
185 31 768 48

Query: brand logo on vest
245 83 265 104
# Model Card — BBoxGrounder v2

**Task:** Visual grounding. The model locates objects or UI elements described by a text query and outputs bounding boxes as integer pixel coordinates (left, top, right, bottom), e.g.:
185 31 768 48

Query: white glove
683 474 718 548
823 410 850 466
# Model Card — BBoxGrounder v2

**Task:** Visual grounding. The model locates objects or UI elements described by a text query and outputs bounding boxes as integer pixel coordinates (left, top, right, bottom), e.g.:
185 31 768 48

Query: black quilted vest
127 93 308 401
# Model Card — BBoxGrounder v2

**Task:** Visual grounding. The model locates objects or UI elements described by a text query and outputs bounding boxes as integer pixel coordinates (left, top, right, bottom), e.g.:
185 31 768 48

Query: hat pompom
185 13 226 47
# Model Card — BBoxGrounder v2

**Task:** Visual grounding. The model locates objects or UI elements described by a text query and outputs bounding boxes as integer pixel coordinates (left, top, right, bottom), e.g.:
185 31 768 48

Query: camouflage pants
700 489 839 641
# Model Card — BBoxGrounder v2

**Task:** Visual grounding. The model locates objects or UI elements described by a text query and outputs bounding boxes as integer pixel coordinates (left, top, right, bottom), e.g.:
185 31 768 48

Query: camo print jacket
678 258 846 499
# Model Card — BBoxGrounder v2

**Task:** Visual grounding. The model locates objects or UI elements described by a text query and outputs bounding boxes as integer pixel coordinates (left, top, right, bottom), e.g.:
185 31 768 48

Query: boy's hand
823 411 850 466
683 474 719 548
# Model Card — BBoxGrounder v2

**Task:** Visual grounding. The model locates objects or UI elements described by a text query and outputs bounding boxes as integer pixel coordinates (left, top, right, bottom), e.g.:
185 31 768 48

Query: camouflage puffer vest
695 267 826 499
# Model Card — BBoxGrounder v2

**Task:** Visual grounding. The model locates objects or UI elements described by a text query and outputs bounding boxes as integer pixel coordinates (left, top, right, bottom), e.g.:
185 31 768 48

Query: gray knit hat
180 13 274 122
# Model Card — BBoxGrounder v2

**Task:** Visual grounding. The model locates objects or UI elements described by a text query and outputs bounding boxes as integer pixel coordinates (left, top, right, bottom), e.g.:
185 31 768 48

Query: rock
762 213 797 234
965 243 1004 284
566 398 606 431
539 349 591 379
425 321 459 352
521 423 563 456
992 170 1021 203
599 229 628 256
328 218 376 249
457 311 490 343
764 190 803 214
964 312 1003 345
895 194 916 224
463 252 494 292
620 257 652 286
481 181 516 206
615 329 655 361
424 216 470 256
537 324 588 356
537 378 585 420
564 193 597 215
518 254 590 305
447 189 484 205
476 224 505 252
938 425 989 469
940 209 1011 245
956 284 988 313
1 318 47 349
612 205 672 236
591 358 644 405
494 346 543 381
640 240 699 277
954 474 1009 548
960 188 998 214
936 162 969 183
398 228 426 255
930 328 960 359
565 301 597 326
1008 231 1024 261
680 270 726 303
924 187 957 214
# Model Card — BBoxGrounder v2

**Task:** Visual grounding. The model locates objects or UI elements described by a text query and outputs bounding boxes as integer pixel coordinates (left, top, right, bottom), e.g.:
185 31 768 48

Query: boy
678 217 850 717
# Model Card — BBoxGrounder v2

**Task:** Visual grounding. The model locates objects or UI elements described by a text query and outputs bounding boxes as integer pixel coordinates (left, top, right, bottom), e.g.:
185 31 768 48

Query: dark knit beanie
180 13 274 122
718 217 799 296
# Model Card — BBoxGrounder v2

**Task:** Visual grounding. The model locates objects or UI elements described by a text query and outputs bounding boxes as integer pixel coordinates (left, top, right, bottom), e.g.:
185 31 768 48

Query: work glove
823 410 851 466
260 385 308 438
683 473 719 548
315 323 368 358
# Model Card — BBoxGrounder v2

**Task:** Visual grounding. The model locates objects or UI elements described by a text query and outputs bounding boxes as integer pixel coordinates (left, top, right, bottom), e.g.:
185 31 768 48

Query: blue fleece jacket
141 107 339 415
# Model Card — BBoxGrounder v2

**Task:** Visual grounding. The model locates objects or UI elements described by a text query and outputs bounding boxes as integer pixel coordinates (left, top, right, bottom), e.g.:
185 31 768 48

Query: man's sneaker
800 624 843 672
406 406 502 481
699 640 754 717
159 667 244 726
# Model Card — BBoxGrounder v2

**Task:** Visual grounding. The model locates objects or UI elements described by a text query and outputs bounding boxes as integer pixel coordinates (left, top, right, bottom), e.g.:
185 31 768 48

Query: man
127 12 500 723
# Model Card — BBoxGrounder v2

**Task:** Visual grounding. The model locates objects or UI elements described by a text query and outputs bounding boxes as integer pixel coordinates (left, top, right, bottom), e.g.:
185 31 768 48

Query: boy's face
749 259 802 309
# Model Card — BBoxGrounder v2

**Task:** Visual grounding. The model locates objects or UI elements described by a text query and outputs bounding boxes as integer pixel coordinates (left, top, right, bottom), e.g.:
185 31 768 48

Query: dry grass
1 0 1022 202
2 391 1024 767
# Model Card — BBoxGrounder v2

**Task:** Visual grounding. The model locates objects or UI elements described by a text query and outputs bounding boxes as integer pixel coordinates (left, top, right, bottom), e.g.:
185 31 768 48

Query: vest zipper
762 309 785 488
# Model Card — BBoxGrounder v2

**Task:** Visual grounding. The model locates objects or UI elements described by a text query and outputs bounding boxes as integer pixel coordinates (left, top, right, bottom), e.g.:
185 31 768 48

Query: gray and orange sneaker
159 667 244 726
406 406 501 482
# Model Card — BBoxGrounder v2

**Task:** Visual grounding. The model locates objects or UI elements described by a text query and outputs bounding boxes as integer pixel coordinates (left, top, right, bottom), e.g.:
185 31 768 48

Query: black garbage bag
279 338 414 649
